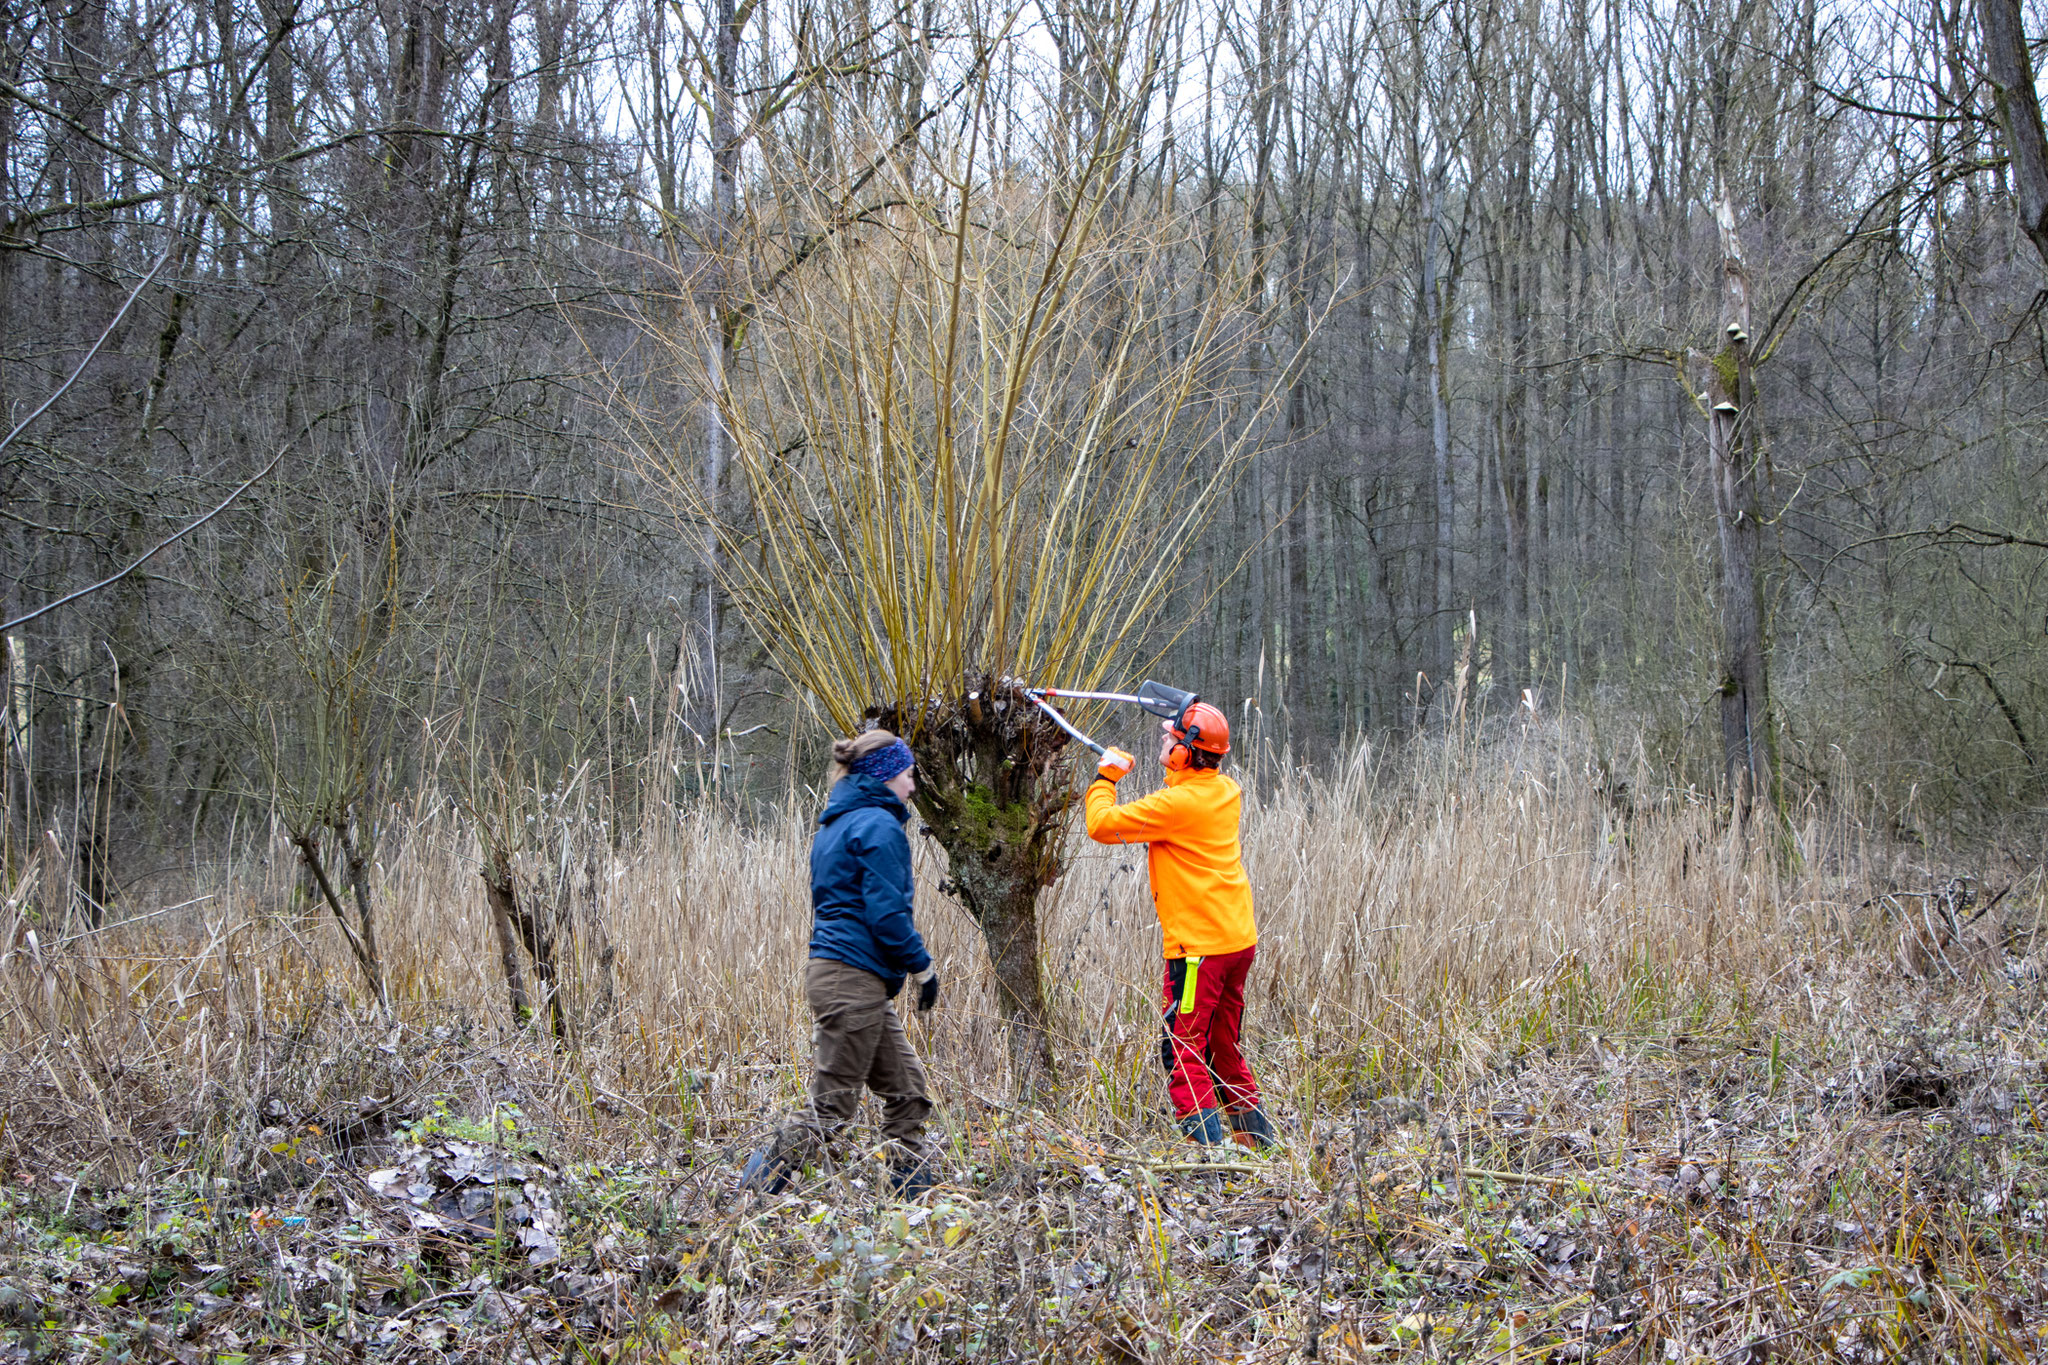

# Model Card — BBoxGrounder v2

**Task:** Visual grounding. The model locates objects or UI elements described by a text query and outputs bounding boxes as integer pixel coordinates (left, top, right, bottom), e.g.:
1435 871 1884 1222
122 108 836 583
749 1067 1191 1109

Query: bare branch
3 449 287 633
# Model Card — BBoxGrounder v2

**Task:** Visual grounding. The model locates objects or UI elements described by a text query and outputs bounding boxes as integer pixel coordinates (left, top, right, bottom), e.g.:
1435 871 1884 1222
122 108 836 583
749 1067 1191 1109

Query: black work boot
888 1156 938 1198
1227 1105 1279 1151
1178 1107 1228 1145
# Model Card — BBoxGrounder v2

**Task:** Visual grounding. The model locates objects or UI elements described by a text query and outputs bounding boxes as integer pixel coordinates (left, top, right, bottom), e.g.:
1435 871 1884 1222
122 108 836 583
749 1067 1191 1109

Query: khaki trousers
775 956 931 1167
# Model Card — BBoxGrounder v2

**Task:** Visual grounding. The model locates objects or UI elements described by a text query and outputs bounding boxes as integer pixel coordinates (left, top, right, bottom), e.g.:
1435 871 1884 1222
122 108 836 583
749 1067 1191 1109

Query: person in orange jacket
1084 700 1277 1149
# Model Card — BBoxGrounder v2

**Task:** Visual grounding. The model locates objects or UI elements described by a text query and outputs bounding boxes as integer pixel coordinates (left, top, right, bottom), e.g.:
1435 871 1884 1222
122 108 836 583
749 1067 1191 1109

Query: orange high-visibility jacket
1084 767 1256 959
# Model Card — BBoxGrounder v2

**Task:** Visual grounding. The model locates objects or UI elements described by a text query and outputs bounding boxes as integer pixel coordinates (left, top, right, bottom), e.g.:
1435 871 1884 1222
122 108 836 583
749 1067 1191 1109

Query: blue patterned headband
851 739 914 783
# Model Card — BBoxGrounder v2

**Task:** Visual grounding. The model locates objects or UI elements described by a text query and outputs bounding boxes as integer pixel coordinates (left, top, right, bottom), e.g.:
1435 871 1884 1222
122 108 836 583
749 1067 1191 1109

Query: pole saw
1024 679 1201 783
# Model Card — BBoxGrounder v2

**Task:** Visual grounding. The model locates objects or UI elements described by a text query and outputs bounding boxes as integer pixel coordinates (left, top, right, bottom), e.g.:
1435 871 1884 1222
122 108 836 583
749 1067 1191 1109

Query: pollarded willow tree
641 0 1294 1092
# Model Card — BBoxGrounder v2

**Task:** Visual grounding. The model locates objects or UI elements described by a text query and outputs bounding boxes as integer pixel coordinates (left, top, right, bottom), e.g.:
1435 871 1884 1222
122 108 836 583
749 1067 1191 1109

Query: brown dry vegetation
2 729 2046 1363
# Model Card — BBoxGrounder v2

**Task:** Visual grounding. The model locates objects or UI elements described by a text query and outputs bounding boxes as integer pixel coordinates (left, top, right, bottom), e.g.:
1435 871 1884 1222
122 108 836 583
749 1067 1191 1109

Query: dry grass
3 725 2047 1361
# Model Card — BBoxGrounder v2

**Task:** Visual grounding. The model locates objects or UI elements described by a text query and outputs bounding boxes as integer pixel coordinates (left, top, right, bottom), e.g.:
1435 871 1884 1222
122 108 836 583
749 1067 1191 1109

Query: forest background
5 0 2046 893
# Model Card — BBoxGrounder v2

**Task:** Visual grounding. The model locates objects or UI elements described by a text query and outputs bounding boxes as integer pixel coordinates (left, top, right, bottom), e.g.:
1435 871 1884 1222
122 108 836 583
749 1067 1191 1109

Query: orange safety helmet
1164 701 1231 771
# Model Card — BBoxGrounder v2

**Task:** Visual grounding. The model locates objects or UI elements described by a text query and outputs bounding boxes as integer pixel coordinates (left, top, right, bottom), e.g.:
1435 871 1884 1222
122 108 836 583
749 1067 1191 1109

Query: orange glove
1097 747 1134 782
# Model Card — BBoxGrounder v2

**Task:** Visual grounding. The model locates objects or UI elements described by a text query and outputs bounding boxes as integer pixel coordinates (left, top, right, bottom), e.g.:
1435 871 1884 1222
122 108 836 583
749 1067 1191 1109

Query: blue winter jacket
808 774 931 995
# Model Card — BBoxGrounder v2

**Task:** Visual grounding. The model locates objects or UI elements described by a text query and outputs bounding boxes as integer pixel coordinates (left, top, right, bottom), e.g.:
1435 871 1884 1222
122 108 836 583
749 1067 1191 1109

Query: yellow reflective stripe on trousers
1179 956 1203 1014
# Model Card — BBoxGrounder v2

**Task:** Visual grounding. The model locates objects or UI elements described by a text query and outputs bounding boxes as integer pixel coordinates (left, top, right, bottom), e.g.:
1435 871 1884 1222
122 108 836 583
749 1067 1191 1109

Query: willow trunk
878 679 1071 1096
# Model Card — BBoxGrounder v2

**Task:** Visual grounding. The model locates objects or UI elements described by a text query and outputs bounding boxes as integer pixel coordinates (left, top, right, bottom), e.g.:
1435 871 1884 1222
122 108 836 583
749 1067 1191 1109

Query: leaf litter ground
5 962 2048 1363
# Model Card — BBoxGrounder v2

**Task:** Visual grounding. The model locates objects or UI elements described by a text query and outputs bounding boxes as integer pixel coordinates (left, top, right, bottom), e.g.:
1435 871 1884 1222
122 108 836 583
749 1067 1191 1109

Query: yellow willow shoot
648 9 1292 733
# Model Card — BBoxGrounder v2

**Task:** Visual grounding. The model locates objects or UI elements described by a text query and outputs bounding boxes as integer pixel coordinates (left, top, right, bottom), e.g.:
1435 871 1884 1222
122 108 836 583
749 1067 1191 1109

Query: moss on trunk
874 675 1077 1095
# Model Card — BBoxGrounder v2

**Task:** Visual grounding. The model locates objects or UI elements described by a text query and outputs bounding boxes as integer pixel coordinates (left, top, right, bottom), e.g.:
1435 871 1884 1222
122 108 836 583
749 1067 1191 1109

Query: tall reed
0 720 1895 1172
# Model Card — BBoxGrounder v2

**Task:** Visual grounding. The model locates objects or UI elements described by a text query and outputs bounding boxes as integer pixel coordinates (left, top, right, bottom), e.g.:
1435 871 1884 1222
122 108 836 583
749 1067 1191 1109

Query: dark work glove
915 968 940 1013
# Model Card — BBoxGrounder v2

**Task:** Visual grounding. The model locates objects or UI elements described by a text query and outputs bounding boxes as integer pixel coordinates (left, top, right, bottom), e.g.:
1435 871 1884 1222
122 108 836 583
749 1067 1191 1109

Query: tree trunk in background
337 820 386 1007
1706 204 1771 822
53 0 110 291
1980 0 2048 266
481 846 565 1039
1707 5 1775 824
483 853 533 1029
293 831 390 1015
579 835 618 1024
696 0 744 770
1424 184 1455 704
259 0 299 249
1486 4 1539 707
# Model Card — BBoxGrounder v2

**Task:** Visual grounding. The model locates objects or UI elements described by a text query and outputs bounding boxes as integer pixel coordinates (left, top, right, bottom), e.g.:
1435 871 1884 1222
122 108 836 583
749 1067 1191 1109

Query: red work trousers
1160 945 1261 1118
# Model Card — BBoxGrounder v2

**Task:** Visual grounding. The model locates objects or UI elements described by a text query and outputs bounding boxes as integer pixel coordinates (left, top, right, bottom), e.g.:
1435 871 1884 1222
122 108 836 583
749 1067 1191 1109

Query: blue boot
1227 1106 1278 1151
739 1145 792 1194
1178 1108 1228 1145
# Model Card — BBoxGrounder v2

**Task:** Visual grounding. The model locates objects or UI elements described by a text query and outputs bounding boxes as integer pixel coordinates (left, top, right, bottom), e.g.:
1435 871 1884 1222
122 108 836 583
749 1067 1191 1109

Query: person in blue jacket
742 729 941 1195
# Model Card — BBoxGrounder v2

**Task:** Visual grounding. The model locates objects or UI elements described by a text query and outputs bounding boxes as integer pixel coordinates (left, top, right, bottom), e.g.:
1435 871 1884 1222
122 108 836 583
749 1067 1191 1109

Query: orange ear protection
1164 719 1194 772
